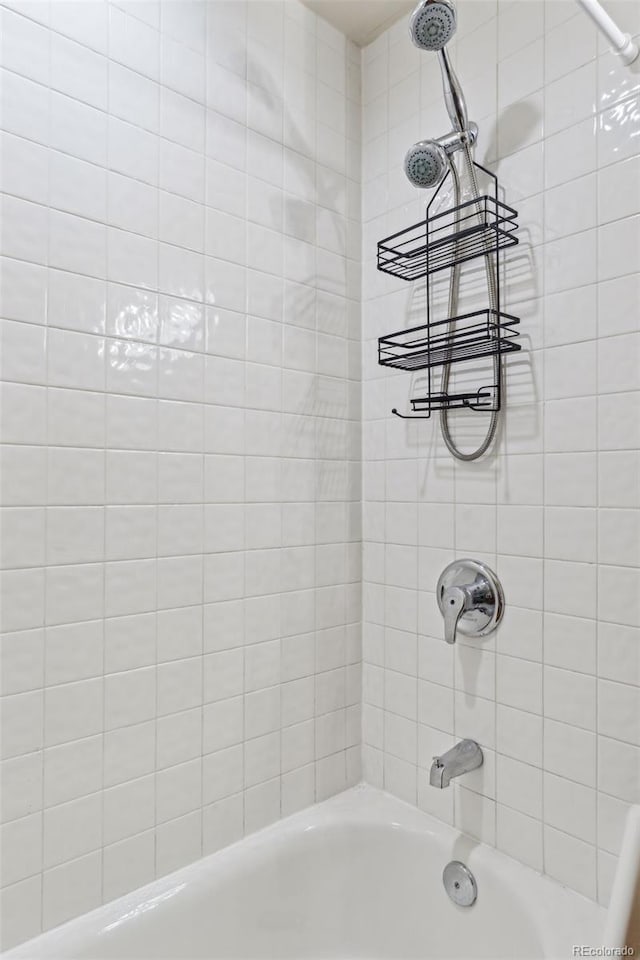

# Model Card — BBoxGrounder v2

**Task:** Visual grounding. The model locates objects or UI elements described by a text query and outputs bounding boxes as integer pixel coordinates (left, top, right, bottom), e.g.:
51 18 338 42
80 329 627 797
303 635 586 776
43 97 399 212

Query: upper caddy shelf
377 194 519 282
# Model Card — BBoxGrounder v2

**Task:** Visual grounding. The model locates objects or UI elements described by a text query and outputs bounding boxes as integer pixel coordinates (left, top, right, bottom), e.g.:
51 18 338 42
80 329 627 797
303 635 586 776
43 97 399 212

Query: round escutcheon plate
443 860 477 907
436 558 504 639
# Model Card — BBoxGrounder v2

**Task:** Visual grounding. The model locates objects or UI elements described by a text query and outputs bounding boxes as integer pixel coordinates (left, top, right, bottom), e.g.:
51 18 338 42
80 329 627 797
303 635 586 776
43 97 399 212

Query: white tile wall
361 0 640 908
2 0 639 944
0 0 361 948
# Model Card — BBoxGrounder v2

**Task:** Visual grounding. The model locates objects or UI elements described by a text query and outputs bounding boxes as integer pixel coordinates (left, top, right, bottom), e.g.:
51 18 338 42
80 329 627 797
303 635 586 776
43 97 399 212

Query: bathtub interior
4 787 606 960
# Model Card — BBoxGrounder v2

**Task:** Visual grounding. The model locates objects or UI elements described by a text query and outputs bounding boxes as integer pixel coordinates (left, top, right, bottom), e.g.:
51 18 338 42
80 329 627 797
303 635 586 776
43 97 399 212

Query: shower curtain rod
576 0 639 65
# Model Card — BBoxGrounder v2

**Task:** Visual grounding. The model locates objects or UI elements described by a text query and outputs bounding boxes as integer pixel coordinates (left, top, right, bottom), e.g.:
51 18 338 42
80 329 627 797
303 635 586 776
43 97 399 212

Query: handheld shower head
404 139 448 189
404 124 478 189
409 0 457 51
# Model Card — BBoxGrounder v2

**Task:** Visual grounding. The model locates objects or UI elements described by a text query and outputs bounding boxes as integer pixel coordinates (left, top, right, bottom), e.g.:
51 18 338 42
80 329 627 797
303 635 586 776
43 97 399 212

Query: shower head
409 0 469 134
404 124 478 189
404 139 448 189
409 0 457 51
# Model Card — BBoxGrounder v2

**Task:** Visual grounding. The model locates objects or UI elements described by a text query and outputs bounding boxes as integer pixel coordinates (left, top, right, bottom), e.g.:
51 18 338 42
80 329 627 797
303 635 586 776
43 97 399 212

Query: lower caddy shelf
378 309 521 371
410 388 495 411
392 386 497 418
392 385 499 418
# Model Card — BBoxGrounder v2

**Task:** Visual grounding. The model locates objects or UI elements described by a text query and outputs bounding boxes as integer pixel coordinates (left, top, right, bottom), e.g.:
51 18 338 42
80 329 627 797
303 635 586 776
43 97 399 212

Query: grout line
36 15 52 933
594 40 601 896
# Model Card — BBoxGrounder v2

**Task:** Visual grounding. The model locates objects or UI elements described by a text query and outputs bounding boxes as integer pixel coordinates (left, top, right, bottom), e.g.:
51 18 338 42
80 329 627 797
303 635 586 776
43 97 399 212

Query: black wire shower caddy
376 161 521 418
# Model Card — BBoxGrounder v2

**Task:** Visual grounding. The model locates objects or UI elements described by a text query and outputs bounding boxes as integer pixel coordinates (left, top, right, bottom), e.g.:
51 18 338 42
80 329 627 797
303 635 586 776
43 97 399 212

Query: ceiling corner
302 0 414 47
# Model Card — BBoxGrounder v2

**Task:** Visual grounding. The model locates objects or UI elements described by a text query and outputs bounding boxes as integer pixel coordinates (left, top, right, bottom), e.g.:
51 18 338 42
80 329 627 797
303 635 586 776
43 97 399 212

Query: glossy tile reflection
0 1 361 948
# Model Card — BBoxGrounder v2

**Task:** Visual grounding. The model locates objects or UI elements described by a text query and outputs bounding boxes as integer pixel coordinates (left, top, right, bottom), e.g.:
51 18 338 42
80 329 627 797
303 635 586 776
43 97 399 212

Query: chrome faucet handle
436 559 504 645
442 585 467 644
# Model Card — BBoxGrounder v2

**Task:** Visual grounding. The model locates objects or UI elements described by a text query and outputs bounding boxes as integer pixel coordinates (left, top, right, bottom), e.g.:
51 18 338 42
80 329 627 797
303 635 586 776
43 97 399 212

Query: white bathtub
6 785 606 959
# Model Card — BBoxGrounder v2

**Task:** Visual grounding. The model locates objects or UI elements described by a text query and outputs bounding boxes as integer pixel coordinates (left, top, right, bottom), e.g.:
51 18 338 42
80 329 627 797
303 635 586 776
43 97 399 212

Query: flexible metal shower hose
439 142 500 461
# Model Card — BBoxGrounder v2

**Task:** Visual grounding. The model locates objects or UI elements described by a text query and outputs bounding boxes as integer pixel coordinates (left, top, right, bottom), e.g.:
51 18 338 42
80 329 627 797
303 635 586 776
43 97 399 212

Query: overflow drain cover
443 860 477 907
